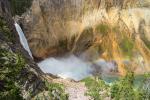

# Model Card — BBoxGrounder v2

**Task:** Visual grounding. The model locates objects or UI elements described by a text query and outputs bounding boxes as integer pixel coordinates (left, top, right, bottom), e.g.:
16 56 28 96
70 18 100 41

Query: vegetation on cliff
0 17 24 99
0 48 25 100
0 17 15 42
9 0 33 15
95 23 110 36
82 77 110 100
82 72 150 100
119 36 134 58
0 16 67 100
45 82 68 100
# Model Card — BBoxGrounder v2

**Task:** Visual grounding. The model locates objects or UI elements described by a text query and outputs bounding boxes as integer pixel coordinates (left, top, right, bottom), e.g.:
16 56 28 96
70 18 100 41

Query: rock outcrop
20 0 150 74
0 0 48 99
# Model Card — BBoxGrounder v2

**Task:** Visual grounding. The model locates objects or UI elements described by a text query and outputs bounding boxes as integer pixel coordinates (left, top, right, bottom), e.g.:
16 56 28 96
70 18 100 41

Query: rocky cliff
0 0 49 99
20 0 150 75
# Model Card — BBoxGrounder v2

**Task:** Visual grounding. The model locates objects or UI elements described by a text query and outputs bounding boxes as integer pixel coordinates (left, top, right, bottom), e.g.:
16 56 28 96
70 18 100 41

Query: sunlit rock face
21 0 84 59
21 0 150 74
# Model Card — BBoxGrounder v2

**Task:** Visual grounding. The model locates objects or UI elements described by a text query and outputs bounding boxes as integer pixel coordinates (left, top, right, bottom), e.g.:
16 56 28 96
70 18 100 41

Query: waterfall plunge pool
38 55 93 81
14 22 146 84
38 55 146 85
38 55 119 81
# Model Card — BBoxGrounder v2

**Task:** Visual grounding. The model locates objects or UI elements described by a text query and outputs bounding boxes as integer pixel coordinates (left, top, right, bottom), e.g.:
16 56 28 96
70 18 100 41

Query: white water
38 55 118 81
14 23 33 58
38 55 93 81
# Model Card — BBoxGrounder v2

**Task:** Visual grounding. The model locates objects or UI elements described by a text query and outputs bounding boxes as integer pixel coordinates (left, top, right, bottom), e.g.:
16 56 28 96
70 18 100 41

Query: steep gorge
0 0 150 99
19 0 150 75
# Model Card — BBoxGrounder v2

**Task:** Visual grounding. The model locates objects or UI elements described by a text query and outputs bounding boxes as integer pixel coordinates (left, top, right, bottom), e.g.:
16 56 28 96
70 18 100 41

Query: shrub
110 72 135 100
82 71 150 100
119 37 134 58
0 49 25 100
136 73 150 99
82 77 109 100
110 72 150 100
0 17 15 42
45 81 68 100
95 24 110 36
82 73 150 100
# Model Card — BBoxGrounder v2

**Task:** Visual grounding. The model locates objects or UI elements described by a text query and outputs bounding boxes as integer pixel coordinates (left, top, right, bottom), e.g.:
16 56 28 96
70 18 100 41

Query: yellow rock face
21 0 150 74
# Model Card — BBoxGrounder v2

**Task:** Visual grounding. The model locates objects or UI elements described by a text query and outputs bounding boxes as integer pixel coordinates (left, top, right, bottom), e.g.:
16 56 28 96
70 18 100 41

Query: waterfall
14 23 33 58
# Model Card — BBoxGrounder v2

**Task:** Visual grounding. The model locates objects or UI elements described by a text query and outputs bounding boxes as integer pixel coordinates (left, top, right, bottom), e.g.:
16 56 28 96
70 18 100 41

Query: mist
38 55 93 81
38 55 118 81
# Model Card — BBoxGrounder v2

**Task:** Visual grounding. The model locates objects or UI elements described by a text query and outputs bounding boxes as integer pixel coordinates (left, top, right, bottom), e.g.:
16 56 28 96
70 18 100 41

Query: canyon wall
20 0 150 74
0 0 48 99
